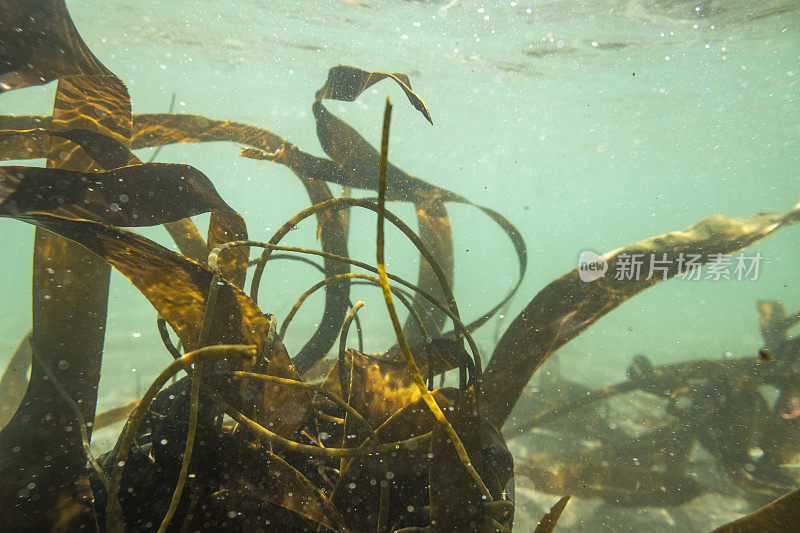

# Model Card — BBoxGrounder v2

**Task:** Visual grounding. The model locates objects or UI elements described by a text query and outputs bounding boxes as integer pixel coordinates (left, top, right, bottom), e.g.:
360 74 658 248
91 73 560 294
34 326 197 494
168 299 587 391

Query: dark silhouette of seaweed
0 2 798 532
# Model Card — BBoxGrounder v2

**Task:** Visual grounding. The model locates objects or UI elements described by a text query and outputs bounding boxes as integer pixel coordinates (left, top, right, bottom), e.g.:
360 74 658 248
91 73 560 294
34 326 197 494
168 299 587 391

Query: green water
1 0 798 530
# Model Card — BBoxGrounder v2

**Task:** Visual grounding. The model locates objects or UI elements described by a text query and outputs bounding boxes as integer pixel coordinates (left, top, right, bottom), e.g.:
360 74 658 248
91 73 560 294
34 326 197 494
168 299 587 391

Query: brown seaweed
510 300 800 513
0 22 132 525
712 487 800 532
533 496 571 533
484 205 800 427
0 2 798 532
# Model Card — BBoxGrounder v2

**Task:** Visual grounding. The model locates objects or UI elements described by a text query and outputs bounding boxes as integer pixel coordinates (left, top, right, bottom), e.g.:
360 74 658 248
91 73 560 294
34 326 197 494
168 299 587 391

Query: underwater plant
0 1 798 531
510 299 800 510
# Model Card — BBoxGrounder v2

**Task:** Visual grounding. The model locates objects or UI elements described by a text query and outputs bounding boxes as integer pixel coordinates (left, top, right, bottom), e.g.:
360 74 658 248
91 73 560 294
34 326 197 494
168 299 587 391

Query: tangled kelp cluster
0 1 799 532
510 300 800 512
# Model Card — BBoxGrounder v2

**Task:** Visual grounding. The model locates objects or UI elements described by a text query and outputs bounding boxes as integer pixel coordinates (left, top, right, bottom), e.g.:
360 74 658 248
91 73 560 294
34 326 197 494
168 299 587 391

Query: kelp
13 214 271 354
533 496 571 533
0 75 527 348
0 0 111 92
510 299 800 511
0 163 230 224
0 331 31 429
0 2 798 532
484 204 800 427
711 487 800 533
285 176 351 373
0 25 131 526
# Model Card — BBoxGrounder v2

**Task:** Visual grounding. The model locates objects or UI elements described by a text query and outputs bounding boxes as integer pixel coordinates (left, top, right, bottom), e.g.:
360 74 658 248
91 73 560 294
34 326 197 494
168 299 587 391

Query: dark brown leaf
332 389 456 531
259 342 312 438
429 392 511 532
12 213 271 353
533 495 570 533
712 487 800 532
0 73 130 531
0 163 229 226
484 203 800 427
235 440 347 532
315 65 432 124
0 127 133 170
0 0 110 92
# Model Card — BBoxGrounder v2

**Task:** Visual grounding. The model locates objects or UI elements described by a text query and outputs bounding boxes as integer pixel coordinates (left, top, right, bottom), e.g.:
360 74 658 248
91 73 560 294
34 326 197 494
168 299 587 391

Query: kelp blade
0 72 131 530
533 495 571 533
11 213 271 353
0 0 111 92
0 163 229 226
712 487 800 532
484 203 800 427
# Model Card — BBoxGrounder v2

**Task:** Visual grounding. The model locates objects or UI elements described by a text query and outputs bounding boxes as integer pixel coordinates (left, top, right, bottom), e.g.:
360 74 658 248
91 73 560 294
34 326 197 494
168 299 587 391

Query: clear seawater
1 0 798 530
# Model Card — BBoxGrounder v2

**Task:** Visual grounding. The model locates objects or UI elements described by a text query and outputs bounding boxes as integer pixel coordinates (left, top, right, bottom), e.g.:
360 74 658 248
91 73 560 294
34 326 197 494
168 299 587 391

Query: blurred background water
0 0 798 530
